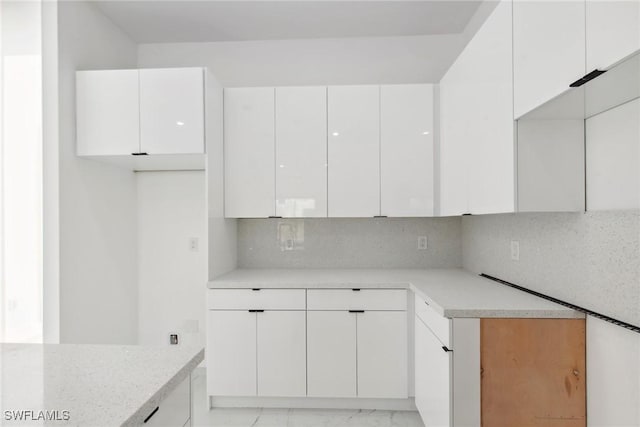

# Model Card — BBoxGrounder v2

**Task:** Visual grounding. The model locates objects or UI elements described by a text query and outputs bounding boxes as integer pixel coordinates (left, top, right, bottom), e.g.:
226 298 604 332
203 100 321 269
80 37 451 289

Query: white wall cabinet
224 87 276 218
139 68 205 155
586 0 640 71
76 67 206 170
328 86 381 217
439 0 515 215
380 85 434 217
275 87 328 218
513 0 586 118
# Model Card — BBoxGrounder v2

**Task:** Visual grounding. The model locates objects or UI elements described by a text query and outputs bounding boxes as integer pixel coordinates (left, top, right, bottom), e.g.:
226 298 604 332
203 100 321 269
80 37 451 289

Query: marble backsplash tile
238 217 462 269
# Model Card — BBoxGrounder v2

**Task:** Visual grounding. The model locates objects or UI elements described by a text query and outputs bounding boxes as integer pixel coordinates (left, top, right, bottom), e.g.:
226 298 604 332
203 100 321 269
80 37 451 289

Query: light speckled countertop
208 268 584 319
0 344 203 426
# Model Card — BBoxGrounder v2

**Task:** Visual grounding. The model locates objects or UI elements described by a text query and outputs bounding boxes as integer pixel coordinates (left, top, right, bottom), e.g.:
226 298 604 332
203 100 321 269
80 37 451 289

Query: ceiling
93 1 484 44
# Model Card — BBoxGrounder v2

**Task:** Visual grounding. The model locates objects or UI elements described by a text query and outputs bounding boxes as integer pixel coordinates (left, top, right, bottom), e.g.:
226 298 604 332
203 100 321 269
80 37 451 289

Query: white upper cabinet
76 69 140 156
328 86 381 217
224 87 276 218
275 87 328 218
586 0 640 71
380 84 434 217
439 0 515 215
139 68 205 154
513 0 586 118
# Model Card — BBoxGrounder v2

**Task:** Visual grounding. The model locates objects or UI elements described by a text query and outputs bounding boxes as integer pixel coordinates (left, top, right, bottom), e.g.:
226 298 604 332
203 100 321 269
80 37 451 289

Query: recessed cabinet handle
348 310 365 313
132 152 148 156
352 288 361 292
442 346 452 352
248 310 264 313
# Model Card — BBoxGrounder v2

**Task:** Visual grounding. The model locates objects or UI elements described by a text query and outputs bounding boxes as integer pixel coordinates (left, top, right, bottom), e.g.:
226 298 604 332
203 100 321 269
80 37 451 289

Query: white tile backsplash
238 217 462 269
462 210 640 325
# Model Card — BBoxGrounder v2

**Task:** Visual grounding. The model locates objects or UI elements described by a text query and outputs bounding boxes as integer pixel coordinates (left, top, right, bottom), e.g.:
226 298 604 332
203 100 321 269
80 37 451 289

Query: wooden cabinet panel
481 318 586 427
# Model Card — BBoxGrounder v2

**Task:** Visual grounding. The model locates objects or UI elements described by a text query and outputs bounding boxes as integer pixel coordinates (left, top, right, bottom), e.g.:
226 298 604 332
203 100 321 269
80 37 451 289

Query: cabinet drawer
207 289 306 310
415 295 450 347
307 289 406 311
144 375 190 426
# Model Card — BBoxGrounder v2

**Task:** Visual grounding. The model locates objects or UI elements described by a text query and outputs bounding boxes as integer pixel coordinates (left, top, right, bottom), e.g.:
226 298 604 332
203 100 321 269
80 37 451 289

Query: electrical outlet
510 240 520 261
418 236 428 250
169 334 179 345
189 237 199 252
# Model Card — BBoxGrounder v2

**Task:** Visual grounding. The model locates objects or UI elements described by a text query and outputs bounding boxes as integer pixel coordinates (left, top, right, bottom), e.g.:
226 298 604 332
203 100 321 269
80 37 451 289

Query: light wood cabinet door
357 311 407 398
224 87 276 218
307 311 357 397
139 68 205 154
275 86 327 217
327 85 380 217
257 311 306 397
207 311 256 396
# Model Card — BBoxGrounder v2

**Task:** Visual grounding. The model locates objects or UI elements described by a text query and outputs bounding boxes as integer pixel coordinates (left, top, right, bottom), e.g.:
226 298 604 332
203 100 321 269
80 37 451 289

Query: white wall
58 1 138 344
137 171 207 348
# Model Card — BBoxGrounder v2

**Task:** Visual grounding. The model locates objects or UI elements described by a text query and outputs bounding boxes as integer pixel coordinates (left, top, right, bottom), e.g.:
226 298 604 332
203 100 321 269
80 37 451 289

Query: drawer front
207 289 306 310
307 289 407 311
415 295 451 347
144 376 190 426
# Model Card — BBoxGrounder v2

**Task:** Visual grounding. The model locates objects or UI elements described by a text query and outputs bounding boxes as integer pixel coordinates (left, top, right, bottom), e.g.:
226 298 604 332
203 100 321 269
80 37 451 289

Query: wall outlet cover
418 236 428 250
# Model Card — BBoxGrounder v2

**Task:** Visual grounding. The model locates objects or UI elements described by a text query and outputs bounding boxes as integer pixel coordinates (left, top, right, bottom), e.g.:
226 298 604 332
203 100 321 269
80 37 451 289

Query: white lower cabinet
144 376 191 426
307 311 357 397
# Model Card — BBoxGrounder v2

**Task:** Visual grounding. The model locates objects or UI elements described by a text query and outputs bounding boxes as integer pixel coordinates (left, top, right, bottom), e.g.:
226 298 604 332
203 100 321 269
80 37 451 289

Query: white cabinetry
439 0 514 215
586 0 640 71
414 295 480 427
306 289 407 399
76 67 206 171
275 87 327 218
206 289 306 397
139 68 205 154
513 0 586 118
144 376 191 427
380 84 434 217
224 87 276 218
327 86 381 217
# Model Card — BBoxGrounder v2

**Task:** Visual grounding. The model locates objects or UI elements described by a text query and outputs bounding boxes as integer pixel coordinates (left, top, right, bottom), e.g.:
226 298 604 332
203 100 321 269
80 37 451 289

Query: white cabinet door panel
415 317 451 427
257 311 306 397
139 68 204 154
224 87 276 218
357 311 407 398
380 84 434 217
513 0 586 118
207 311 256 396
76 70 140 156
145 376 190 427
307 289 407 311
586 98 640 210
275 87 327 217
328 86 380 217
307 311 356 397
586 0 640 71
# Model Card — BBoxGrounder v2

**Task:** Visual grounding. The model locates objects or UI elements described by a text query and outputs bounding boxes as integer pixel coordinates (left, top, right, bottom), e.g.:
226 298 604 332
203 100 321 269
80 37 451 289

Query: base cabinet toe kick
206 287 586 425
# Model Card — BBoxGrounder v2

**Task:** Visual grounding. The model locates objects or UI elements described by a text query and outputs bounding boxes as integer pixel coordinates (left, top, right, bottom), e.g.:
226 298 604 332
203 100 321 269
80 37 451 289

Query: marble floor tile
190 370 424 427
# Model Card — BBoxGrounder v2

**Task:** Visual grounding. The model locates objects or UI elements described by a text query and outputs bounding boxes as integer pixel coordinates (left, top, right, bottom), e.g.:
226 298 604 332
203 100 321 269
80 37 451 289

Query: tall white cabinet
224 87 276 218
380 85 435 217
275 87 328 218
327 86 381 217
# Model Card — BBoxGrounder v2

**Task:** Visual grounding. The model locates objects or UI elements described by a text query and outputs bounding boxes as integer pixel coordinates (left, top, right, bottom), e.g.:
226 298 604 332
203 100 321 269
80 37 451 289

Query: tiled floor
191 370 424 427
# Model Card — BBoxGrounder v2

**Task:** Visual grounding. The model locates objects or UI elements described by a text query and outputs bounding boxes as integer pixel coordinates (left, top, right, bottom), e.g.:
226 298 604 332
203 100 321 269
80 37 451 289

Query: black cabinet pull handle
352 288 361 292
132 152 148 156
143 407 159 423
248 310 264 313
251 288 260 291
348 310 365 313
442 346 452 352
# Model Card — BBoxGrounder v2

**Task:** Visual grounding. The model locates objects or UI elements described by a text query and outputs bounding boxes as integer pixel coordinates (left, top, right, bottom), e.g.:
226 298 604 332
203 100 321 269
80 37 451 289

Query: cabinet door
76 70 140 156
380 85 434 217
513 0 586 118
327 86 380 217
257 311 306 397
224 87 276 218
357 311 407 398
275 87 327 217
307 311 356 397
207 311 256 396
139 68 205 154
586 0 640 71
144 376 190 427
415 317 451 427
